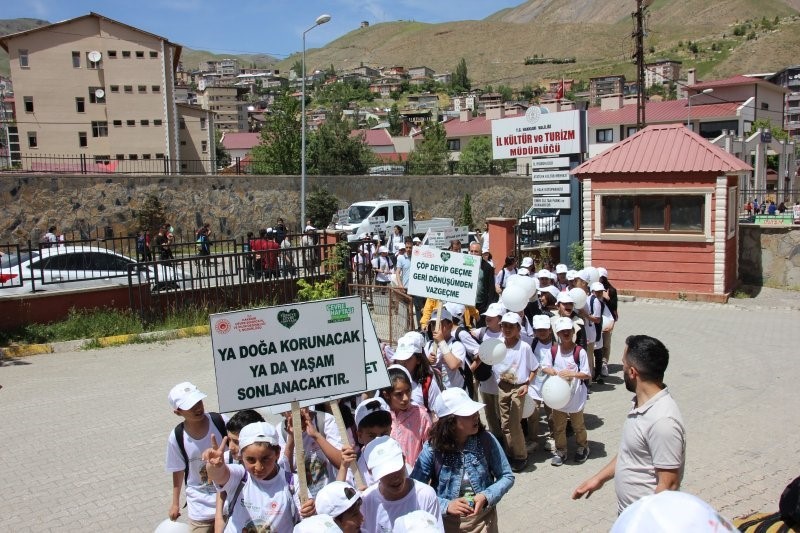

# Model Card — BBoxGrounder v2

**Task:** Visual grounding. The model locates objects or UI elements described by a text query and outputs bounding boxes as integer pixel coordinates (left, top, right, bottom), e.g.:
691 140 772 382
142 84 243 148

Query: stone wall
739 225 800 289
0 174 532 244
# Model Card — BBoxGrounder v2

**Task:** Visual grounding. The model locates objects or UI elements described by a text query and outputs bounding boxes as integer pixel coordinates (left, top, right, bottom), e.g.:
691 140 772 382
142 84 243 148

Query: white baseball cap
294 514 343 533
354 397 391 428
590 281 605 292
482 302 506 317
598 267 609 278
500 312 521 325
314 481 362 518
532 314 552 330
430 308 453 322
555 263 568 274
521 257 534 268
432 387 485 418
444 302 465 319
575 270 590 282
566 269 579 281
554 316 575 333
364 436 406 480
393 331 425 361
556 292 575 304
168 381 207 410
393 510 441 533
611 491 737 533
537 269 551 279
305 225 316 232
517 267 530 277
412 236 421 243
542 285 560 300
373 235 381 241
238 422 279 450
378 246 388 253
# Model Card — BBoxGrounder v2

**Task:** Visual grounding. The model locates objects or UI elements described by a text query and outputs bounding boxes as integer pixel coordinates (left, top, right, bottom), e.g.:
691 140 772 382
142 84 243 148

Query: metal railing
349 284 414 344
517 214 561 247
739 189 800 222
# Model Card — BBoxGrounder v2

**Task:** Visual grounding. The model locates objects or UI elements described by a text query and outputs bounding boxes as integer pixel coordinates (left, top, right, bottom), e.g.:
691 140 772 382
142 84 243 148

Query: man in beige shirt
571 334 686 513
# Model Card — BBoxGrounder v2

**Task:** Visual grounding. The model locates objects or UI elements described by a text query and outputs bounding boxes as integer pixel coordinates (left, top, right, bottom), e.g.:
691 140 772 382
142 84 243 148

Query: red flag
556 79 564 100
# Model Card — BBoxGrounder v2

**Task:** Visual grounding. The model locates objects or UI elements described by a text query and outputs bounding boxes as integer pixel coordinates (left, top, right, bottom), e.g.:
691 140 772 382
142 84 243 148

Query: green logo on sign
440 252 451 262
463 256 476 267
325 302 354 324
277 309 300 329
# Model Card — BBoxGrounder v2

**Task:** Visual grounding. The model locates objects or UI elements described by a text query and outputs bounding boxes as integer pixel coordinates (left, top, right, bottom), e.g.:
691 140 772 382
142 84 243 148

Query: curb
1 325 211 359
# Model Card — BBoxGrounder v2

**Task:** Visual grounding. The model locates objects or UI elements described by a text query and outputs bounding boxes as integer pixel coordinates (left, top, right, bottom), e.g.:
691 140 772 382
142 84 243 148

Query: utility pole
633 0 647 129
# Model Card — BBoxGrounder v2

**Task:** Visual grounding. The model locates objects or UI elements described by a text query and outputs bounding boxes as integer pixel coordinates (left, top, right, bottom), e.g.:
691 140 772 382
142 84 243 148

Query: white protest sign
337 209 349 225
368 216 386 234
266 302 391 414
793 204 800 221
423 229 447 248
210 296 366 412
407 245 481 306
423 226 469 247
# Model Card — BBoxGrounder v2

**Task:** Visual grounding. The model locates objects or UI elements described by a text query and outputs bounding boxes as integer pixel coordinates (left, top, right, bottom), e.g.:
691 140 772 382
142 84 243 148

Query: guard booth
572 123 752 301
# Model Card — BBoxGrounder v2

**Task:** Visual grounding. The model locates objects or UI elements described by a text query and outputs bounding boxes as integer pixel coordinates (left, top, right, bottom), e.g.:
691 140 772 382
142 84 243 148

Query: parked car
518 207 560 245
0 245 185 295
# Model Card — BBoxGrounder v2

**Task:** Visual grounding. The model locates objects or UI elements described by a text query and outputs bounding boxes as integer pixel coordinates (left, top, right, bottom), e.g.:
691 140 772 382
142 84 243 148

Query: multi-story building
644 60 682 89
767 65 800 141
0 12 214 173
197 86 247 132
589 75 625 104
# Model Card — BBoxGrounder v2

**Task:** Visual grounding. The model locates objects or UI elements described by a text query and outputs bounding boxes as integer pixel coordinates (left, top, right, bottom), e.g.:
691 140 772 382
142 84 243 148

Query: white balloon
602 315 615 332
501 285 528 312
521 276 538 300
585 266 599 284
505 274 526 289
542 376 573 410
478 338 507 365
521 394 536 418
568 287 588 309
155 519 191 533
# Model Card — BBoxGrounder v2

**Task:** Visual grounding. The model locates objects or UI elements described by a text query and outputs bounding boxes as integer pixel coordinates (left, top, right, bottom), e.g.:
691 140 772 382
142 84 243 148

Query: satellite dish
95 89 105 99
88 50 102 62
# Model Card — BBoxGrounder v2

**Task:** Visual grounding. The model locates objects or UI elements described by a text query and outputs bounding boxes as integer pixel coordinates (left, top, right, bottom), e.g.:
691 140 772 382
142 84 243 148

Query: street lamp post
301 14 331 231
687 88 714 130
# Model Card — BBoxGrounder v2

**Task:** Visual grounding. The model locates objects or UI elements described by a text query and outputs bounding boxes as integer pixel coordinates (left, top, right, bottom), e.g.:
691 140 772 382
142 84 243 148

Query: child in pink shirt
381 365 432 467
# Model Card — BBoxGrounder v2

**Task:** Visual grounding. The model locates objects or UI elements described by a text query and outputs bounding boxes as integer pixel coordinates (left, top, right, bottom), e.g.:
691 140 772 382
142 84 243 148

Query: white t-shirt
276 411 342 498
410 375 442 413
493 338 538 385
476 327 502 395
221 464 299 533
540 345 590 414
528 338 553 401
361 479 442 533
427 338 466 390
372 255 393 283
165 414 228 521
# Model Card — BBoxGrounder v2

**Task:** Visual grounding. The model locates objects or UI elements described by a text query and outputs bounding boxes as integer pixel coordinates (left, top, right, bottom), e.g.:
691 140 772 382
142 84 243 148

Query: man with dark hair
572 334 685 513
468 241 498 321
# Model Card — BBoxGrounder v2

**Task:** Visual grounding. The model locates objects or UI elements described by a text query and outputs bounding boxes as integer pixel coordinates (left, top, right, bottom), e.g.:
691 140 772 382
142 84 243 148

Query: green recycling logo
277 309 300 329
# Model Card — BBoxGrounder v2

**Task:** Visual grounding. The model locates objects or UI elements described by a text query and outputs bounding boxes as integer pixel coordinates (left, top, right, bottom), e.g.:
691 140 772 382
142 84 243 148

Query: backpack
589 295 606 341
174 412 227 487
426 338 474 398
136 234 146 254
550 344 581 368
455 326 494 382
430 431 495 489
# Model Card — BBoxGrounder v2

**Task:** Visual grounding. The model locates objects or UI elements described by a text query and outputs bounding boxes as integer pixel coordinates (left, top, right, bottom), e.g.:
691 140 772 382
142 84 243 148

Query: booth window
602 195 704 233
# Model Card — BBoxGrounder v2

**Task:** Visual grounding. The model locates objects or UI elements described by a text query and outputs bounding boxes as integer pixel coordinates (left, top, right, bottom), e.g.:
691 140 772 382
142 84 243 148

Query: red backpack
550 344 581 367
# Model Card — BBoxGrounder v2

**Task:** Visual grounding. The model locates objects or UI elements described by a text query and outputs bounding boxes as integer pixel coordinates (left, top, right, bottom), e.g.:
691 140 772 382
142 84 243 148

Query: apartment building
196 86 247 132
644 60 682 89
767 65 800 141
589 75 625 103
0 12 214 173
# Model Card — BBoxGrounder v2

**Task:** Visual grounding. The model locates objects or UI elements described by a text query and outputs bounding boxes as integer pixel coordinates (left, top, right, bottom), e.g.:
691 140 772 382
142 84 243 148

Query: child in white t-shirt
526 314 555 453
203 422 304 533
360 436 442 533
542 317 591 467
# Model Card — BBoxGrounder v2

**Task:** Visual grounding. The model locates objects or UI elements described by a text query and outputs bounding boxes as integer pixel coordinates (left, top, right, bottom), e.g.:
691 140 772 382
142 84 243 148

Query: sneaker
526 440 539 453
511 457 528 473
550 452 565 467
544 438 556 452
574 446 590 464
601 362 609 377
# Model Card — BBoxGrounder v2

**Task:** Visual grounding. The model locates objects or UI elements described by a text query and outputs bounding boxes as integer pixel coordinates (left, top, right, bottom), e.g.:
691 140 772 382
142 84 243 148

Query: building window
179 118 186 130
76 97 86 113
602 194 704 233
447 139 461 151
626 126 638 137
91 121 108 137
126 120 136 126
142 153 151 159
86 52 102 69
180 140 187 146
27 131 37 148
122 51 131 58
201 140 208 153
116 154 125 160
89 87 106 104
72 51 81 68
108 50 117 58
138 85 147 93
150 51 158 58
153 119 163 126
152 85 161 93
596 128 613 143
135 51 144 58
140 119 149 126
23 96 34 113
124 85 133 94
200 117 207 130
129 154 138 160
113 120 122 127
155 153 164 159
78 131 87 147
760 102 769 110
95 155 111 164
19 49 29 68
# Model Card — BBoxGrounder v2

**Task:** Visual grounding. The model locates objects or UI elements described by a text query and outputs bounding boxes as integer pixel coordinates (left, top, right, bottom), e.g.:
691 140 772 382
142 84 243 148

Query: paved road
2 293 799 532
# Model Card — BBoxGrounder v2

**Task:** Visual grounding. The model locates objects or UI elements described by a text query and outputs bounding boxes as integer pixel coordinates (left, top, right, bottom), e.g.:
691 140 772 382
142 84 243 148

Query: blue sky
5 0 523 59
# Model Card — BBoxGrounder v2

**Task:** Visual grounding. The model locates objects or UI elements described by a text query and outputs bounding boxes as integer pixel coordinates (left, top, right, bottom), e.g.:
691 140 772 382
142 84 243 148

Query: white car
0 245 184 295
518 207 560 245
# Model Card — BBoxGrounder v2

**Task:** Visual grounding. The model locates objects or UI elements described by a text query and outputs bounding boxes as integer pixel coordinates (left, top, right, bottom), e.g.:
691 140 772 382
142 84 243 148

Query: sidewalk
1 291 799 531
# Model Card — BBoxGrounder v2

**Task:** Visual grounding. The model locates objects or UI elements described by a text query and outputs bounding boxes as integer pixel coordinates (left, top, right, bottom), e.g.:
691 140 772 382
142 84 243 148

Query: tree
290 59 302 78
457 136 493 174
452 58 471 92
497 84 513 102
459 193 474 229
306 106 376 175
135 193 167 233
214 129 230 168
306 184 340 229
250 93 301 175
388 104 402 135
407 121 449 175
520 84 535 101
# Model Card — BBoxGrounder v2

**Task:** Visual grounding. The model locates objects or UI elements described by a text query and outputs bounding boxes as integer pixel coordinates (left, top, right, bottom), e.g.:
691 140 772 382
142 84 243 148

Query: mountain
0 18 49 76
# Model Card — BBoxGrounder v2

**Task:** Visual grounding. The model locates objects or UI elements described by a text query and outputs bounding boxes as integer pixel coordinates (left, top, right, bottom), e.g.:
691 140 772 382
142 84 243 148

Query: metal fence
349 284 414 344
739 189 800 215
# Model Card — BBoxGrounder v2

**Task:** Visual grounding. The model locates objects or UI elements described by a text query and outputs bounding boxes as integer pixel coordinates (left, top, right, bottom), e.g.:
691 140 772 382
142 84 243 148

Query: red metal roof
221 132 261 151
412 116 493 139
587 99 742 127
376 152 409 162
573 123 753 175
351 128 393 147
690 74 788 93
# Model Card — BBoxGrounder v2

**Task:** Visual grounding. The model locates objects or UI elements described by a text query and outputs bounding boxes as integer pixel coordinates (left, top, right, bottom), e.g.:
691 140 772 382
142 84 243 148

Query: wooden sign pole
290 400 309 503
